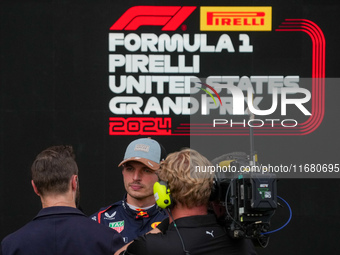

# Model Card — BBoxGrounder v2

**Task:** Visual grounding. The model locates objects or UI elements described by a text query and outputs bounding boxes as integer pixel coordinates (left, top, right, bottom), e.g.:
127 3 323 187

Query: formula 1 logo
110 6 196 31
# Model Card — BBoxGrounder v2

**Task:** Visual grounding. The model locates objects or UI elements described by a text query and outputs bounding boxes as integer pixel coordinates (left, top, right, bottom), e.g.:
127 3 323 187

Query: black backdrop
1 1 340 254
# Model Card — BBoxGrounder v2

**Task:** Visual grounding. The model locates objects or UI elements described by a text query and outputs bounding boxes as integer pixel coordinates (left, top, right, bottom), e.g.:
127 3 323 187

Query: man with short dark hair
1 145 124 255
90 138 168 244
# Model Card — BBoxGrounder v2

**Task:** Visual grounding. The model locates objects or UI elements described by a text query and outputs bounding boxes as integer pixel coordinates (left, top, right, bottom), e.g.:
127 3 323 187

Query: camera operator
116 148 257 255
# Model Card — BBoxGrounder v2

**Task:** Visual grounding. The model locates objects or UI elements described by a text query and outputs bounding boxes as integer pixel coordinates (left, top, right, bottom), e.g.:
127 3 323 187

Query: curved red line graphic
275 28 321 133
278 23 324 132
294 20 325 135
199 82 223 106
270 19 325 135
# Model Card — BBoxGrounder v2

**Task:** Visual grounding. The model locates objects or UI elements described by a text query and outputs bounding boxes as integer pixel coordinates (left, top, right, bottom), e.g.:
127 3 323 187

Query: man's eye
143 169 152 173
125 167 133 171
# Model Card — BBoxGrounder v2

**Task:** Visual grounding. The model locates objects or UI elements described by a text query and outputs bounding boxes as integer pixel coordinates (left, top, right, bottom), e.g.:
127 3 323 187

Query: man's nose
132 169 142 180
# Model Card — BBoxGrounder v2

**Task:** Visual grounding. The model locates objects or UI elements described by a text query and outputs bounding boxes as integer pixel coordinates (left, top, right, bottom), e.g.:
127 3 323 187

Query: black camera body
211 152 277 246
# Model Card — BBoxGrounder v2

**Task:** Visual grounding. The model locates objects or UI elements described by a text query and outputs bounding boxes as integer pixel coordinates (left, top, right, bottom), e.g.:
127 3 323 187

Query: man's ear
31 180 40 196
71 175 78 191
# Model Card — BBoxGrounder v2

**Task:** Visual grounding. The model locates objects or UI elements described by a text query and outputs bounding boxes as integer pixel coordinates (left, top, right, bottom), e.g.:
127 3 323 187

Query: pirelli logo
200 6 272 31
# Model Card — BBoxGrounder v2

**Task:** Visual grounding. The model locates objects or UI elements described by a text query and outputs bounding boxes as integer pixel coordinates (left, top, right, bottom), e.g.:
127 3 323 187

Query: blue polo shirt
1 206 124 255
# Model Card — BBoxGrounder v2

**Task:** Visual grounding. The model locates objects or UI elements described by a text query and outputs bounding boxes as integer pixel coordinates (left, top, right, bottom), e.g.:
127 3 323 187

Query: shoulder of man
89 200 123 223
1 218 35 245
85 218 125 247
124 233 158 255
124 229 184 255
0 219 46 254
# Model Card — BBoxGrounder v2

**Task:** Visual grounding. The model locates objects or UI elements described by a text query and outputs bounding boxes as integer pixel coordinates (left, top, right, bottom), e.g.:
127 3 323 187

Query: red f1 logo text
110 6 196 31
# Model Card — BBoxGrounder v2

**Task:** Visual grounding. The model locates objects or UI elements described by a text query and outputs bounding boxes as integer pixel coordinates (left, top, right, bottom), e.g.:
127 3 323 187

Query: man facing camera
118 148 257 255
91 138 168 243
1 145 124 255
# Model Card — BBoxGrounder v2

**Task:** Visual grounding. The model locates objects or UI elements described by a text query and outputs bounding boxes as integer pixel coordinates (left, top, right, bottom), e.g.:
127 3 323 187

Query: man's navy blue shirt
90 198 167 243
1 206 124 255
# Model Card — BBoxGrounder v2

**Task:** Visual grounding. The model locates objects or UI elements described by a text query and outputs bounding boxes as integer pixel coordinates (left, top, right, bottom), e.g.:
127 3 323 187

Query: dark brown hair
31 145 78 196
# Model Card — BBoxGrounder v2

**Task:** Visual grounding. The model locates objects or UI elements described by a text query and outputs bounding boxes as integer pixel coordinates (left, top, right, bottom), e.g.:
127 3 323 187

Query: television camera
210 152 278 247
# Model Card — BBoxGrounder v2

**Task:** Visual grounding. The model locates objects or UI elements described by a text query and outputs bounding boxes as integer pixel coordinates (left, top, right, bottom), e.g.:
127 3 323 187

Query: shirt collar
34 206 85 220
122 194 161 217
169 214 218 229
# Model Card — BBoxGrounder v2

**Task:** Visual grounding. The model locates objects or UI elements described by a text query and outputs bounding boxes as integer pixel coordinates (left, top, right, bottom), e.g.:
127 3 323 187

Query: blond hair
159 148 214 208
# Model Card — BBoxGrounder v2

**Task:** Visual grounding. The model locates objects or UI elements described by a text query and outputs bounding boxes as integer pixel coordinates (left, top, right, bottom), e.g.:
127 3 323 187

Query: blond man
117 148 256 255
